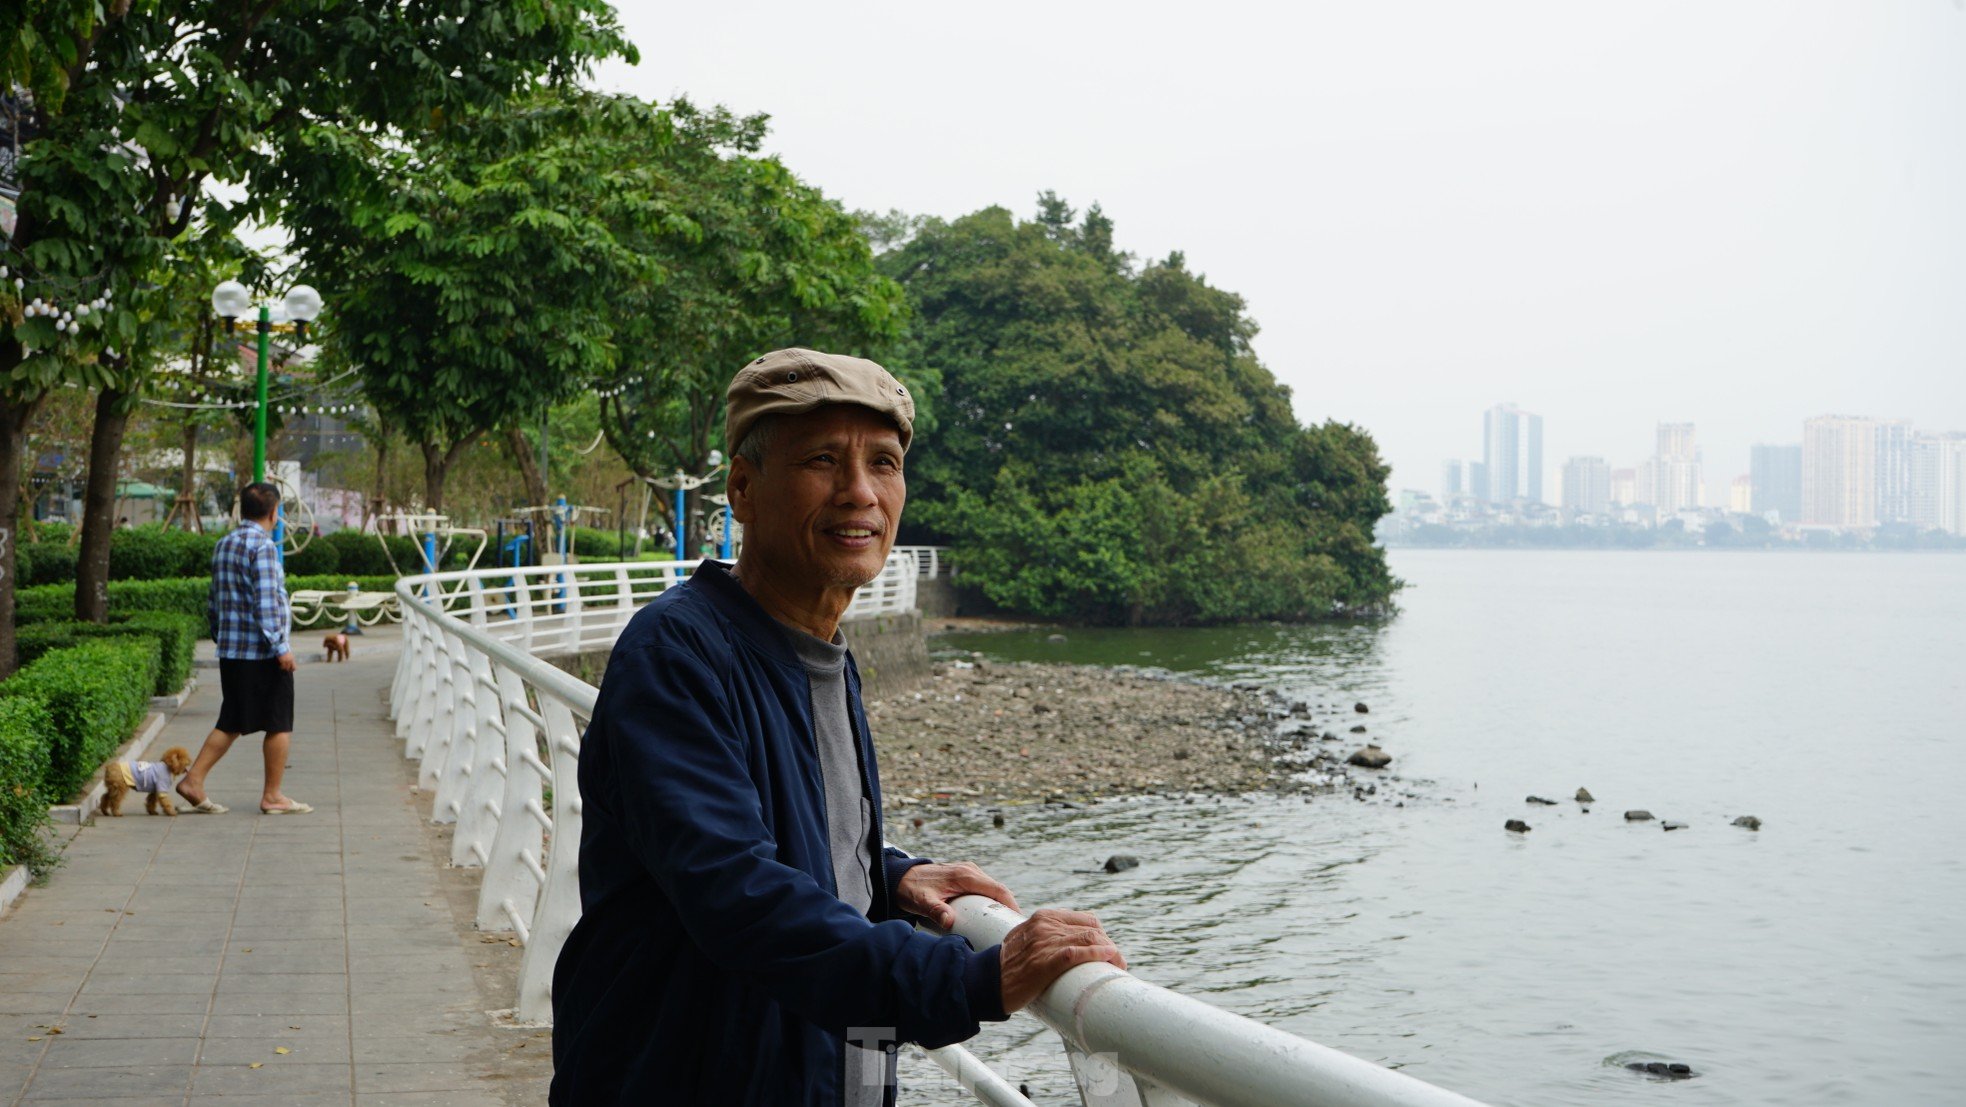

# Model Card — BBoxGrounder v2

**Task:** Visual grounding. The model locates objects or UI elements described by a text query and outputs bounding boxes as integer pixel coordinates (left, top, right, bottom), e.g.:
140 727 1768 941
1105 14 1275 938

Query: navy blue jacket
551 563 1004 1105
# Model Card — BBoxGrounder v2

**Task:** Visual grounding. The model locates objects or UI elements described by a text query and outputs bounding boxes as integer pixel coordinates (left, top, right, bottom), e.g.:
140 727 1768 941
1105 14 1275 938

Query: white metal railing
894 544 949 579
386 553 1482 1105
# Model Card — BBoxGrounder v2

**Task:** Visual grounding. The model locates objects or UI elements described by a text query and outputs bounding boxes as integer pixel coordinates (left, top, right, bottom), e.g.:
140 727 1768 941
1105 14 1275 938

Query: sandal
185 799 228 814
259 801 313 815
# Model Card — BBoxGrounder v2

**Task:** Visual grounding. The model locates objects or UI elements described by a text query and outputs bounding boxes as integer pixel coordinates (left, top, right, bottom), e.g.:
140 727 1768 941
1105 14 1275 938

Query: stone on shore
1624 810 1654 821
1505 819 1531 833
1103 854 1140 873
1349 724 1367 733
1354 702 1370 713
1347 746 1392 769
1732 815 1762 830
1575 787 1595 803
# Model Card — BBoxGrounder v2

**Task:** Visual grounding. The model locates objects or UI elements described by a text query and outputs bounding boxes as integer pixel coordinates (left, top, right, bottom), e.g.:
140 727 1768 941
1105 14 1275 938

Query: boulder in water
1505 819 1531 833
1347 746 1392 769
1661 821 1688 831
1102 854 1140 874
1732 815 1761 830
1349 724 1368 734
1575 787 1595 803
1624 810 1654 822
1526 795 1558 805
1354 702 1370 714
1626 1061 1696 1080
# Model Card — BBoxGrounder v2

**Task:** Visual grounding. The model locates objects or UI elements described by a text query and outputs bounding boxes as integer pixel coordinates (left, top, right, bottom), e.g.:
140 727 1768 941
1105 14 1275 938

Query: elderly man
552 349 1126 1105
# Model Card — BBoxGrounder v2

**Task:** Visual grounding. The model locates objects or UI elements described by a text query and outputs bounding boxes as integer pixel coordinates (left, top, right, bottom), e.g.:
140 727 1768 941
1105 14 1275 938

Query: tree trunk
76 388 133 623
418 431 481 517
173 418 201 531
420 441 448 514
0 387 40 678
367 432 390 528
506 424 548 507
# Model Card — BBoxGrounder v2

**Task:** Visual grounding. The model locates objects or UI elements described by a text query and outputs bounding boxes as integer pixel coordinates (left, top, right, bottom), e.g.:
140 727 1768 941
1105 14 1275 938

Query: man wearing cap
552 349 1127 1105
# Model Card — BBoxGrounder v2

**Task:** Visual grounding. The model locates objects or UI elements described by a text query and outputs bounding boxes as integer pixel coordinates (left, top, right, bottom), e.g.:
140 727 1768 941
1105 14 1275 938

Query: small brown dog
99 747 192 817
323 631 350 662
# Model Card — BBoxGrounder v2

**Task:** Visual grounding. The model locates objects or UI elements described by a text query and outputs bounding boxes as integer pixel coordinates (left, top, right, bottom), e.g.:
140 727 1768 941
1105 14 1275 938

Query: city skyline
1439 406 1963 514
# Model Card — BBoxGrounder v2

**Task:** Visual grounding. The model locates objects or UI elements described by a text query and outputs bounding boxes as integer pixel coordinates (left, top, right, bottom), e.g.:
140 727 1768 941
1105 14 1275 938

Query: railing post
450 645 505 866
428 627 477 821
409 618 450 770
517 696 586 1024
476 660 545 932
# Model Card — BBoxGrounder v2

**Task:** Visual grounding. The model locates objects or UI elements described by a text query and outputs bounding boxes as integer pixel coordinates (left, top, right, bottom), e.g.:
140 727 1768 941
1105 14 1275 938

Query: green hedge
0 697 57 874
20 542 76 587
15 615 200 697
0 638 161 803
15 575 400 630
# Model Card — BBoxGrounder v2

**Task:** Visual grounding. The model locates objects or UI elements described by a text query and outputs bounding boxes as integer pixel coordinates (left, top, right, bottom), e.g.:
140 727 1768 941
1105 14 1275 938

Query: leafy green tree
286 92 680 512
1 0 629 662
879 198 1397 624
590 103 909 540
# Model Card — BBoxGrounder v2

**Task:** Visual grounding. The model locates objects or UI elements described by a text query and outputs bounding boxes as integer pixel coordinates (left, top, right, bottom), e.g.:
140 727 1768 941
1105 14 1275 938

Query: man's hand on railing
999 909 1127 1014
895 861 1019 929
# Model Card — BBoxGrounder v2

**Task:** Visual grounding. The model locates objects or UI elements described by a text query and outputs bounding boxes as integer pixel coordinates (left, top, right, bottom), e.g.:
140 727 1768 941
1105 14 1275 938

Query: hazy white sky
592 0 1966 498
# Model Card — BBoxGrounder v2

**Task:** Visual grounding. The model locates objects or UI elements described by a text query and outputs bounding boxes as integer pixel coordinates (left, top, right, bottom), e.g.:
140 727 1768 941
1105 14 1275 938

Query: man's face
729 405 906 596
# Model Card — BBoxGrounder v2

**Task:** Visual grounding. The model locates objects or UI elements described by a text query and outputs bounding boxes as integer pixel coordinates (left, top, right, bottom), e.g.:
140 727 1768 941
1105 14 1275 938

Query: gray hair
734 414 782 466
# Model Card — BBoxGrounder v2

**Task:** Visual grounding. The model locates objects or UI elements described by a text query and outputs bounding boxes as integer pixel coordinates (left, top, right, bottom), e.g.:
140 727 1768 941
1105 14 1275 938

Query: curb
149 676 197 712
0 862 26 917
49 711 169 826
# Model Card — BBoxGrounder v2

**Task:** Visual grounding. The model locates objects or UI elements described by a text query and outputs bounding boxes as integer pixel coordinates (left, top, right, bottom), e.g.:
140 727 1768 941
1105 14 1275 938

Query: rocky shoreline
868 654 1409 808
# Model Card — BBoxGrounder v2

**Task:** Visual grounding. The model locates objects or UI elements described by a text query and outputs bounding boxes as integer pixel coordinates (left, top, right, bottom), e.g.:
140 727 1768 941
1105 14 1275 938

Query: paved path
0 631 552 1105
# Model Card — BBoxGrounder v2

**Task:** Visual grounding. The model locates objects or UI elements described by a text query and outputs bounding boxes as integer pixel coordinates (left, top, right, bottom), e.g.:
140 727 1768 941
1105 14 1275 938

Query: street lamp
211 280 324 483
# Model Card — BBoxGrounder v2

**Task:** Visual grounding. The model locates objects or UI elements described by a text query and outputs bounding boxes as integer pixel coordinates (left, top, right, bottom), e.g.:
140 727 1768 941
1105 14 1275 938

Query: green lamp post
210 280 323 482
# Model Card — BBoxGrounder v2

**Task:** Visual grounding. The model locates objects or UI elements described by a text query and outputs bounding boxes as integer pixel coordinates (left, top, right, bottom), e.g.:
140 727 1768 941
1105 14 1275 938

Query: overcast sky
592 0 1966 500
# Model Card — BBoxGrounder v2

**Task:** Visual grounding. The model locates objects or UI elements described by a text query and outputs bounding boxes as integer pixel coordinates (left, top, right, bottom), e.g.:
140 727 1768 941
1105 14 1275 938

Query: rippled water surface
890 551 1966 1106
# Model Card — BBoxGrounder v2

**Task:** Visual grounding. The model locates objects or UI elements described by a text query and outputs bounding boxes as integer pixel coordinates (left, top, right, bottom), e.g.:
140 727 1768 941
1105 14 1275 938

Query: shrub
283 536 341 577
570 528 625 559
109 524 195 581
0 697 58 876
0 638 161 803
10 614 196 697
21 542 76 587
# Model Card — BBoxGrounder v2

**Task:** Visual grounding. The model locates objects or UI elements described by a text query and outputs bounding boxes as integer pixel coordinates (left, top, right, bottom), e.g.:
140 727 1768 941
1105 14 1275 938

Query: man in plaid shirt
176 482 311 815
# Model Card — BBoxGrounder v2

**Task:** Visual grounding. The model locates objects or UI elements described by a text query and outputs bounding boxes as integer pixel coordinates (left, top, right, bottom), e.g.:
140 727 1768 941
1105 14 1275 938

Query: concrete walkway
0 631 552 1105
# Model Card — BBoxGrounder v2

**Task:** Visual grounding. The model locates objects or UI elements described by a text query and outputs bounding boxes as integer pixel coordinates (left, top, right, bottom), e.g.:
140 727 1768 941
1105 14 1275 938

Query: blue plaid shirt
208 521 289 659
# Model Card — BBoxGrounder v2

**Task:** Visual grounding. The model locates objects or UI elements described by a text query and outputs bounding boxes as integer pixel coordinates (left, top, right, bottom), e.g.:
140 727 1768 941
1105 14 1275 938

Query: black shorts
215 657 295 736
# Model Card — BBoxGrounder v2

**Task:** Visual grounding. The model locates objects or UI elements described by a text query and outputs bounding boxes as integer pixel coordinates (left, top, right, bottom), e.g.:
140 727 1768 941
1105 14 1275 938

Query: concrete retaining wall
916 578 961 619
549 609 931 700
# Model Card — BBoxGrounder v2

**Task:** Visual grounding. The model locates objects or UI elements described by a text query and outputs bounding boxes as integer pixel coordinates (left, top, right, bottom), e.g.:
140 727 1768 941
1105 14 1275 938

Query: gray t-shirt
783 625 884 1105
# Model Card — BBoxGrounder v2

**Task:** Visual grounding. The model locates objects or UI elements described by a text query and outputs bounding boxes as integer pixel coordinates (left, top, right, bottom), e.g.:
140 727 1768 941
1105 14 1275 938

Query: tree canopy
879 197 1396 624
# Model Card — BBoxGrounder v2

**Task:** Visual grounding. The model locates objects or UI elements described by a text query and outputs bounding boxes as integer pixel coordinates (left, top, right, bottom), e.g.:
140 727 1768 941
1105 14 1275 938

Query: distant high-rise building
1803 416 1879 527
1441 460 1464 500
1640 422 1702 512
1468 461 1489 503
1482 403 1543 502
1909 433 1966 535
1728 475 1754 514
1874 419 1915 524
1609 468 1637 506
1560 456 1611 515
1750 443 1803 521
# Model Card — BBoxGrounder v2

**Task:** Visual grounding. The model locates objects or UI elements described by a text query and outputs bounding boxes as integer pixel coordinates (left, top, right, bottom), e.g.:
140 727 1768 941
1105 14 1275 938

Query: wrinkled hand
999 909 1127 1013
895 861 1018 930
277 652 298 673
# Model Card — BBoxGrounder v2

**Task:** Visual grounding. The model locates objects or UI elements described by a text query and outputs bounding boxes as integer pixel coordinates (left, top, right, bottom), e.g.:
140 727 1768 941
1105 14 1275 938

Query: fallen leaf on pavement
274 1047 291 1055
249 1062 263 1069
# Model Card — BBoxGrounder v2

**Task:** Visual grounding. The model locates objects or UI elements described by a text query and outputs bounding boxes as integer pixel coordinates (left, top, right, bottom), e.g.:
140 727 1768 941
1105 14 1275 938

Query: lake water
889 550 1966 1106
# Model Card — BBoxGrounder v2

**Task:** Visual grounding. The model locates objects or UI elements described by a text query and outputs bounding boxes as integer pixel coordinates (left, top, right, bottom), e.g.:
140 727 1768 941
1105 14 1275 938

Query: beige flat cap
725 348 915 454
